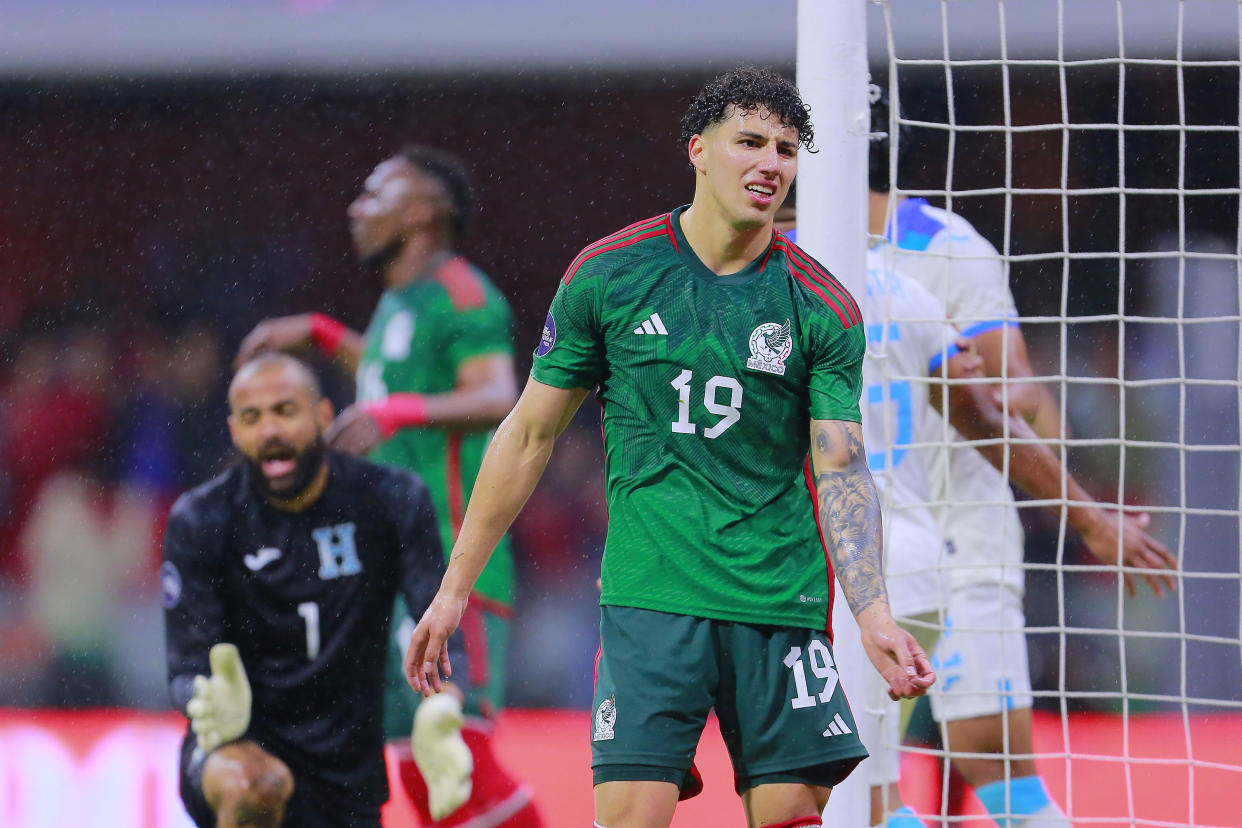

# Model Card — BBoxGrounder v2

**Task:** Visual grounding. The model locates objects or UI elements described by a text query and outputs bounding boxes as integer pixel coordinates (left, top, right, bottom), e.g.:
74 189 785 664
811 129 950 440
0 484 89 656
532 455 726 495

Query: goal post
802 1 1242 825
796 1 872 824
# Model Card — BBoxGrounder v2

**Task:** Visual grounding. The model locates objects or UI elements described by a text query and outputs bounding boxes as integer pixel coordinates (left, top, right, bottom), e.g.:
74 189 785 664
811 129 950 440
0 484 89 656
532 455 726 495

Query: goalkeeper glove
411 692 473 819
187 643 252 753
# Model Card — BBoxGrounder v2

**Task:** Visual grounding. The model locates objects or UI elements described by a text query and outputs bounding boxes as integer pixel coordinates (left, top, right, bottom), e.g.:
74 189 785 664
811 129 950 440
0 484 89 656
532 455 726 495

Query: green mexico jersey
357 255 515 606
531 206 866 630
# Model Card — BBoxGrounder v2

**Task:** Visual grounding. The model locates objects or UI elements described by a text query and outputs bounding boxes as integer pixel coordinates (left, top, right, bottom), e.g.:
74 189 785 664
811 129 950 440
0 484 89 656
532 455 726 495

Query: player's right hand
187 643 252 753
405 591 468 697
856 605 936 701
235 314 313 369
325 404 383 455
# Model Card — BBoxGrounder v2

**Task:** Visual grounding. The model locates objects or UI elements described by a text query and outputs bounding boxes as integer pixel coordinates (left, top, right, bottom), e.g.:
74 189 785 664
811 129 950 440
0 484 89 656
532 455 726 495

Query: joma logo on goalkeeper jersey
746 320 793 376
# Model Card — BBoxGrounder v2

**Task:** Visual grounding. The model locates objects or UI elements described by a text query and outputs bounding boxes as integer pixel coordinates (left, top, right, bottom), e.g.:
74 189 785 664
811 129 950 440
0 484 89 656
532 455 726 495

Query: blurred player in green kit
238 146 542 827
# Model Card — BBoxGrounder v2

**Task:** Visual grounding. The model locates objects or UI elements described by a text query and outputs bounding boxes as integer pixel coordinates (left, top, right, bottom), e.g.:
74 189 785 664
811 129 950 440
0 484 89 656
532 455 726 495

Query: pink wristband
363 394 428 439
308 313 347 357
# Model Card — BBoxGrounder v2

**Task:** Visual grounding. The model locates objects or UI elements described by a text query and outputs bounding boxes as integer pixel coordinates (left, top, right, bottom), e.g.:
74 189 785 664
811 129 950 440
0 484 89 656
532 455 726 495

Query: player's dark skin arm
327 352 518 454
972 326 1062 440
933 350 1178 596
809 418 934 700
405 379 588 695
235 313 366 375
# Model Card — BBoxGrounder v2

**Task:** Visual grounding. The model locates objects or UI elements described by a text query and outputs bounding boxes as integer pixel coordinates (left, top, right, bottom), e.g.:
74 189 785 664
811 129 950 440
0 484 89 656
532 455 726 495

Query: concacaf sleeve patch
535 312 556 356
161 561 182 609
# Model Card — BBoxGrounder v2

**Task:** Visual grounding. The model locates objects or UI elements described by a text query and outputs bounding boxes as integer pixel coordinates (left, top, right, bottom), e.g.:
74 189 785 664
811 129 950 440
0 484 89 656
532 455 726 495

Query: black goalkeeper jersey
162 451 459 811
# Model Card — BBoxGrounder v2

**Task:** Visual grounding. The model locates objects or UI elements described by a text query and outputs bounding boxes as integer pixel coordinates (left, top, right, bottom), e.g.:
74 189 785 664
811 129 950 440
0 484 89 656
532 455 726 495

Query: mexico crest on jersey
593 695 617 741
747 319 793 376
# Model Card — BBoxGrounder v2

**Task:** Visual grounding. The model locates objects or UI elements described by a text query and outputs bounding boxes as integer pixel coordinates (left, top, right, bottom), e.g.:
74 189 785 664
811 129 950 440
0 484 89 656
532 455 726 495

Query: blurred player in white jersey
778 209 1153 827
867 88 1177 827
856 243 960 828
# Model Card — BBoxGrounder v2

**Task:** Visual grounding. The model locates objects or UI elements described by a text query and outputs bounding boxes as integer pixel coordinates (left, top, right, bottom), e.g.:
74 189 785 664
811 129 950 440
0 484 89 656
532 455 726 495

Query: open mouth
745 183 777 205
260 446 298 479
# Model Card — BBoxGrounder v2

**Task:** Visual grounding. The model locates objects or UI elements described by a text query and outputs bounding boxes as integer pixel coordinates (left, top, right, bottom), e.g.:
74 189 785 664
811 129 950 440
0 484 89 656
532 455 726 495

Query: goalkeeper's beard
245 435 328 501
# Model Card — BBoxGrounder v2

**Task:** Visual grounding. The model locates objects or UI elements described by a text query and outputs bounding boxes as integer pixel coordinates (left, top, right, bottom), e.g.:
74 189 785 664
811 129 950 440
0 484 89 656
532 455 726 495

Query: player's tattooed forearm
814 423 887 616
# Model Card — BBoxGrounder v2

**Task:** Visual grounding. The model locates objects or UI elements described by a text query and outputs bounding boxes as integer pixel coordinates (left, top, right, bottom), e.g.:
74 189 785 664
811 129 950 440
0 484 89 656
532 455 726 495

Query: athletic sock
764 817 821 828
975 775 1068 828
885 804 929 827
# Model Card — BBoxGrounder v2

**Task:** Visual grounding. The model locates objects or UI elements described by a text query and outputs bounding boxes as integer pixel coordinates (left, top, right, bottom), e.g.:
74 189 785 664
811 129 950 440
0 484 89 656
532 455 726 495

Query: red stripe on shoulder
780 240 861 324
782 241 862 324
562 225 668 285
434 256 486 310
758 231 779 271
561 215 667 284
789 265 852 327
663 212 679 252
596 214 667 247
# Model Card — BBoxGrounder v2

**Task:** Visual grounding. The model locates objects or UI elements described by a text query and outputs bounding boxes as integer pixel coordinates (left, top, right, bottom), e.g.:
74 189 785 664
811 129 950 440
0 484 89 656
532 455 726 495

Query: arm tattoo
814 422 888 616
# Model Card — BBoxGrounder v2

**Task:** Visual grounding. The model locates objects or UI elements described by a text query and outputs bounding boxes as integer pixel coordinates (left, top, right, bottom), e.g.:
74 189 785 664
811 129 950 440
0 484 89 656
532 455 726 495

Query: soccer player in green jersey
404 67 936 828
236 146 542 827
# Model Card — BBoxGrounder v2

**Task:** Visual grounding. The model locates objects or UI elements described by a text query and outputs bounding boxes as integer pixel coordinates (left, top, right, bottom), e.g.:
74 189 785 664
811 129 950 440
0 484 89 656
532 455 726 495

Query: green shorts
591 605 868 795
383 595 510 739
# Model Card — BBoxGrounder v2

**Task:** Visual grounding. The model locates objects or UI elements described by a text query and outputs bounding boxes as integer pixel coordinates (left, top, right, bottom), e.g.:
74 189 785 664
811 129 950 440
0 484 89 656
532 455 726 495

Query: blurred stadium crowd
0 66 1237 712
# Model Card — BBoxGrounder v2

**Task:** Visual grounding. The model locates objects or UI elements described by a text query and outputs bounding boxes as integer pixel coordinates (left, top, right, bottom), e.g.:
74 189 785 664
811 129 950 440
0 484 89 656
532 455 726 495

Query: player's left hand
187 643 253 753
1079 510 1178 598
405 590 468 697
325 404 382 455
856 605 936 701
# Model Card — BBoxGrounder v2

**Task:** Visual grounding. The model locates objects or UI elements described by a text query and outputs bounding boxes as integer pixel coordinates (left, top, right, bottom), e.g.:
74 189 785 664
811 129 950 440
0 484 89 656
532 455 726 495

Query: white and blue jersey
861 242 959 617
785 228 956 616
892 198 1026 593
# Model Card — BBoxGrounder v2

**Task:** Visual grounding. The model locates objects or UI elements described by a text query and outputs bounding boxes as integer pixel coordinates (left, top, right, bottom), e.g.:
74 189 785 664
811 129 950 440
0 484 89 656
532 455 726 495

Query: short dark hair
398 145 477 241
679 65 814 152
868 86 910 193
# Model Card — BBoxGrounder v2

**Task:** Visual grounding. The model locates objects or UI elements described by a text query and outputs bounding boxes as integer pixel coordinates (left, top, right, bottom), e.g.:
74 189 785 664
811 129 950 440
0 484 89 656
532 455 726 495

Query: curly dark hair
398 144 477 241
679 65 814 152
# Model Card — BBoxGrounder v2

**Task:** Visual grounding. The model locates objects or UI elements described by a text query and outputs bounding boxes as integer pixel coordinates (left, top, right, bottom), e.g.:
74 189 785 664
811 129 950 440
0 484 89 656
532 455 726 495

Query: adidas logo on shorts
822 713 852 738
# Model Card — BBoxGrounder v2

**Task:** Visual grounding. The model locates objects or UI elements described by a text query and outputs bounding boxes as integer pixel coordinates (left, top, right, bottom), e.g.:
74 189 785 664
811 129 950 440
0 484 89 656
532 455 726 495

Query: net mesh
870 1 1242 825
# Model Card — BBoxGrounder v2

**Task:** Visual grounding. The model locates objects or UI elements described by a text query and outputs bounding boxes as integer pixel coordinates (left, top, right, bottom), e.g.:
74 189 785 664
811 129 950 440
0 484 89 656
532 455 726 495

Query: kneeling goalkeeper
163 352 472 827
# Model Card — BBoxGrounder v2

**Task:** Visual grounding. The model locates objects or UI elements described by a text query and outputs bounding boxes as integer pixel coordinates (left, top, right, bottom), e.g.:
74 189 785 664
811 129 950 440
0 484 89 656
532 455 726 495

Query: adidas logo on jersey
823 713 852 738
633 312 668 336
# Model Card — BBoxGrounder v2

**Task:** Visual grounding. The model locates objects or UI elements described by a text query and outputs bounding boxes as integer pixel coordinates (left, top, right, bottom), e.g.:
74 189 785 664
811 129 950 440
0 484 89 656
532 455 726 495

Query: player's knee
246 761 295 813
594 780 679 827
205 748 294 826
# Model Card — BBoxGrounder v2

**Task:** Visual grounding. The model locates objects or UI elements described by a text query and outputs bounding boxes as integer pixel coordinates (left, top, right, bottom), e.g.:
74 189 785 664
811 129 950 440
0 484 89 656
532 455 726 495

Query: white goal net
831 2 1242 826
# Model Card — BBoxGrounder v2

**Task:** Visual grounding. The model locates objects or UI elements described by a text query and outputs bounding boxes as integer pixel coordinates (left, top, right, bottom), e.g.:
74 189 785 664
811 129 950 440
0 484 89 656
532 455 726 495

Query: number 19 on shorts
784 639 839 709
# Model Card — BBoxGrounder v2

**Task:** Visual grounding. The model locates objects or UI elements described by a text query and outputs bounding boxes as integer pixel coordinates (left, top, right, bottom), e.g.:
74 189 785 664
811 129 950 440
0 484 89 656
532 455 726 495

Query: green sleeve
529 266 606 390
445 288 515 367
807 316 866 422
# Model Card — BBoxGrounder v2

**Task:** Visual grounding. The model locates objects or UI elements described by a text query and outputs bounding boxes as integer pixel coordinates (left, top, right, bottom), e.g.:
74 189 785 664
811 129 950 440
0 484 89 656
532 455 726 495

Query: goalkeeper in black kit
163 352 471 828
